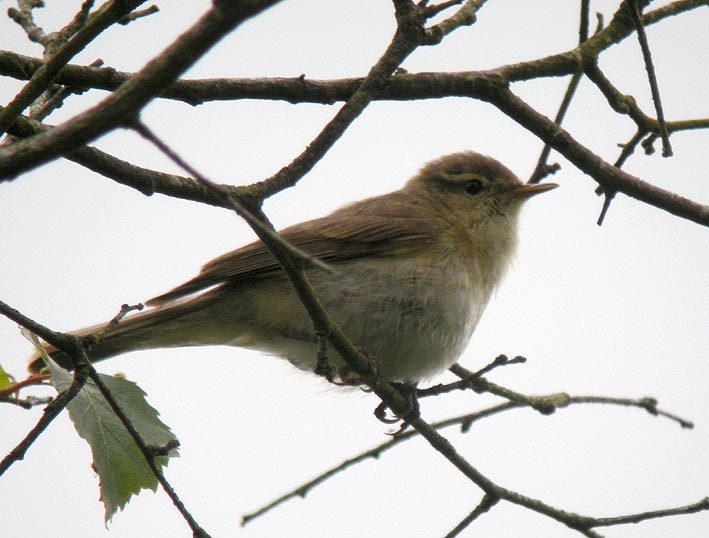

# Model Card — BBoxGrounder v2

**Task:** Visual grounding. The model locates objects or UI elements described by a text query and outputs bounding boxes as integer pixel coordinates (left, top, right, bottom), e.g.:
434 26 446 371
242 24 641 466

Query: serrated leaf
47 359 179 522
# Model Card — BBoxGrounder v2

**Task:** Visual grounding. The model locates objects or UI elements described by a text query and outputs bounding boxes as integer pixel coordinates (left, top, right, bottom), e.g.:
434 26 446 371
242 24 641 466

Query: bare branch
418 355 527 398
130 120 334 275
483 86 709 226
444 494 498 538
592 497 709 527
1 1 705 109
242 385 695 527
529 0 594 183
0 298 76 353
0 334 89 477
250 0 431 201
7 0 46 45
0 1 282 178
118 4 160 25
424 0 488 43
629 0 672 156
0 0 149 136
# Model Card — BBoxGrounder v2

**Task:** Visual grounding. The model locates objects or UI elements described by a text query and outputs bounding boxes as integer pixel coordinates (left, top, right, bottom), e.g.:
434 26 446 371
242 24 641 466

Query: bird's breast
310 254 491 382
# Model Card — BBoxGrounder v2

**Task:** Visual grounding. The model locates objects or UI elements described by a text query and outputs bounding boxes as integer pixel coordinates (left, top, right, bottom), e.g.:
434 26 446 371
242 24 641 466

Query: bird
28 151 557 383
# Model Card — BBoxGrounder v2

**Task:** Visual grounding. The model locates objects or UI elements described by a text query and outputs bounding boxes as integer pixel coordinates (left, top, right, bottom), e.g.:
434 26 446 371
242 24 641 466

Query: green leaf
47 360 179 522
0 364 13 390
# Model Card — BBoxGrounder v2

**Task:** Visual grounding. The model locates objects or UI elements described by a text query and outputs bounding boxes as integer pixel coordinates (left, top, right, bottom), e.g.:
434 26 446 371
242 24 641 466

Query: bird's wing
147 199 440 306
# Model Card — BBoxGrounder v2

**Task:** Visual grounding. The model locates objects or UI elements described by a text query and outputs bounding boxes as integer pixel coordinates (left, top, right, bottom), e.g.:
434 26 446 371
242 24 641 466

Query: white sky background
1 1 708 537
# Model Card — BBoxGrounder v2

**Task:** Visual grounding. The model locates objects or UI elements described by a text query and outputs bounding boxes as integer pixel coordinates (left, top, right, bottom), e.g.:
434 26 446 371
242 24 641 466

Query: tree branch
483 85 709 226
0 0 148 136
242 383 696 529
0 0 282 179
2 2 705 106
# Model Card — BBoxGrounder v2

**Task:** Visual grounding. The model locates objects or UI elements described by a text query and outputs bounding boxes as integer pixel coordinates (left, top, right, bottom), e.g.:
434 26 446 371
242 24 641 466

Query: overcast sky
1 2 708 537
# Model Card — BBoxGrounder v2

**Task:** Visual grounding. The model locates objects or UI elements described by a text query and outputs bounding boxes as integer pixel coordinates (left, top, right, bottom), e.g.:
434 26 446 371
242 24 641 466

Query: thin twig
444 494 499 538
424 0 464 19
242 386 693 525
529 0 592 183
424 0 488 43
571 395 694 428
418 355 526 398
31 59 105 122
55 0 95 47
0 395 54 409
0 0 282 178
596 190 616 226
0 336 89 477
527 70 580 183
0 374 50 399
450 363 571 415
1 1 705 107
483 85 709 227
250 1 427 200
119 4 160 25
615 129 647 168
241 403 513 526
629 0 672 156
0 0 148 136
592 497 709 527
579 0 590 42
593 129 646 222
130 120 334 275
7 0 46 45
0 299 75 352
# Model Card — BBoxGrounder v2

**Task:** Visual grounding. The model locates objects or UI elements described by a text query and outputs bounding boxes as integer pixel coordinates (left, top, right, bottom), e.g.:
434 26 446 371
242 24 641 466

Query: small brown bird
29 151 556 382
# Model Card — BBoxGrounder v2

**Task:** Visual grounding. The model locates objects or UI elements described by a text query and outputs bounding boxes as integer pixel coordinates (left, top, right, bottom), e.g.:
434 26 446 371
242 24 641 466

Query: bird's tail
27 292 222 374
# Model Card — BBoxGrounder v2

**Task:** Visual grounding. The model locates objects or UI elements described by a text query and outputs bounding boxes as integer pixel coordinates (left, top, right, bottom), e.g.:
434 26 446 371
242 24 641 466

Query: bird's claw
332 348 382 391
374 383 420 435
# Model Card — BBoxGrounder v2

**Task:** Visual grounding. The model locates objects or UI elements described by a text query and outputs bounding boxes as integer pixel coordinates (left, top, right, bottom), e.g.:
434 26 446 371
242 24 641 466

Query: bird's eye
463 179 484 196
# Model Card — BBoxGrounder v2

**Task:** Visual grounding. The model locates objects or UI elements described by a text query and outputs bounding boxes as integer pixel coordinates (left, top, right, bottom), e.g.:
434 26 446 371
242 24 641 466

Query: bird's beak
511 182 559 198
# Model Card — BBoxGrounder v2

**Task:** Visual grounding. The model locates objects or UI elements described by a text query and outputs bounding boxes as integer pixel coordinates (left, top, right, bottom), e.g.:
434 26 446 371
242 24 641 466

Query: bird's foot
332 347 382 391
374 382 420 435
